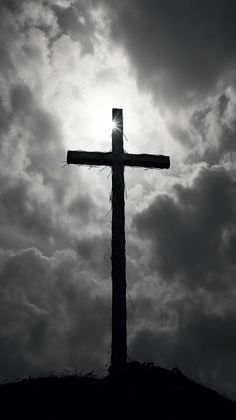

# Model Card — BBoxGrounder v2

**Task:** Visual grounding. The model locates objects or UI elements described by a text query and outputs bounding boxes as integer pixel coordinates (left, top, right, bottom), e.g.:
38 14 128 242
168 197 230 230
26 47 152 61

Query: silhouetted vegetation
0 362 235 418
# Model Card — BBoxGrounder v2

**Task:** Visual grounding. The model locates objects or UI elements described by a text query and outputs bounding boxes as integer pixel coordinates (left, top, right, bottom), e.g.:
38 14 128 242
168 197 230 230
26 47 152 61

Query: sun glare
111 120 117 131
93 111 119 139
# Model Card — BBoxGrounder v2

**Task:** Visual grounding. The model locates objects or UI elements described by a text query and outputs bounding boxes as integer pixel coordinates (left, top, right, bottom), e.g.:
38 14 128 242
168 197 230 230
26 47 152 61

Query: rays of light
111 120 117 131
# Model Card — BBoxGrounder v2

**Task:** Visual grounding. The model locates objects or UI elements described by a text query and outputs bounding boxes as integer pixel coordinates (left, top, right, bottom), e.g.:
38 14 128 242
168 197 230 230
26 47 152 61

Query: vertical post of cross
111 108 127 372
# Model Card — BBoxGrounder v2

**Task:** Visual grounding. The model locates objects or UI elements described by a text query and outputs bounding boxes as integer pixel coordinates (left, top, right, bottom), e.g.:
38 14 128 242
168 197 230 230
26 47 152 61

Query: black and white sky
1 0 236 398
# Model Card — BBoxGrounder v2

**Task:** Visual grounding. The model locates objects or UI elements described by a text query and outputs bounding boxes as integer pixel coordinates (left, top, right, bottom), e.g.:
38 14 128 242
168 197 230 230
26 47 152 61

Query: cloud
134 166 236 291
18 1 59 37
189 88 236 164
0 247 110 379
128 164 236 396
94 0 236 105
129 300 236 398
0 81 69 250
53 2 95 54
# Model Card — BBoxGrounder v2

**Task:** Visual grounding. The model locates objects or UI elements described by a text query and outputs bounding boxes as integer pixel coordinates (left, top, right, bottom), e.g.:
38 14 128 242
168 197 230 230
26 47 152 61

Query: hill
0 361 235 418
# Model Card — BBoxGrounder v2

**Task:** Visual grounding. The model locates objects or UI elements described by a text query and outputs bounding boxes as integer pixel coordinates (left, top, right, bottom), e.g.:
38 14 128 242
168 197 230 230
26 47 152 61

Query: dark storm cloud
1 0 21 13
130 162 236 395
134 166 236 291
9 84 64 178
76 234 106 261
95 0 236 104
189 90 236 165
129 162 236 398
130 302 236 398
127 164 236 397
0 179 54 236
68 193 98 222
74 232 111 282
0 100 11 134
0 247 110 379
0 81 66 248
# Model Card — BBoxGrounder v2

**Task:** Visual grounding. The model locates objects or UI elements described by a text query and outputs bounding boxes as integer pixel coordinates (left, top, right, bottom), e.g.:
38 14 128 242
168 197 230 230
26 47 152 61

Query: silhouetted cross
67 109 170 372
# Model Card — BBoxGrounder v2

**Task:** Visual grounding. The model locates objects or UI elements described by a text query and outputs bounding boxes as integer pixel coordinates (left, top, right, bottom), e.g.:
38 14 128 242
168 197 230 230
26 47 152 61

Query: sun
111 120 117 131
94 111 118 138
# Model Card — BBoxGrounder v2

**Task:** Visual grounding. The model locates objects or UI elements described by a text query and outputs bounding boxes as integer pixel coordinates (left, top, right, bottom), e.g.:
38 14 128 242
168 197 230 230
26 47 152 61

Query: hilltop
0 362 234 418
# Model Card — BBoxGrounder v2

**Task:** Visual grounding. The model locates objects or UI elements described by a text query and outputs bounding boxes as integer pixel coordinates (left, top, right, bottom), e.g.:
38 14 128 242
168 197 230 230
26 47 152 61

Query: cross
67 108 170 373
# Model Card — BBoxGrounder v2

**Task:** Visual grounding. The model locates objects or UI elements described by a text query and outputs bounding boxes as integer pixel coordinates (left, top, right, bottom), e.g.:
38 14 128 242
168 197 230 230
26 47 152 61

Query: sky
0 0 236 398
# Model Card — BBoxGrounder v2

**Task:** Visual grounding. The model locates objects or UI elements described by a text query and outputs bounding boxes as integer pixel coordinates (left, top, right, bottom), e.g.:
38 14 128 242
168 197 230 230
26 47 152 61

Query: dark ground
0 362 235 418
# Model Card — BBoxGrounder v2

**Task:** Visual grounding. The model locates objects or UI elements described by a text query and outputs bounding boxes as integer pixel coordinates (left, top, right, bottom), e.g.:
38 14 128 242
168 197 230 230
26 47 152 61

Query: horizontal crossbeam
124 153 170 169
67 150 170 169
67 151 112 166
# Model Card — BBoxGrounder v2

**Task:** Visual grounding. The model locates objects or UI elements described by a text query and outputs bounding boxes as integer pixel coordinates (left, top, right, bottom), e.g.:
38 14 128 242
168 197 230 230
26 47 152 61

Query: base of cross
108 360 155 377
108 360 163 374
108 362 126 376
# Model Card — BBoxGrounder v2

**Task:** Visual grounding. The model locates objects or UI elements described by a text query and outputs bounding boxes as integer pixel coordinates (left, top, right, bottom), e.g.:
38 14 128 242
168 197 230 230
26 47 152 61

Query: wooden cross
67 108 170 372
